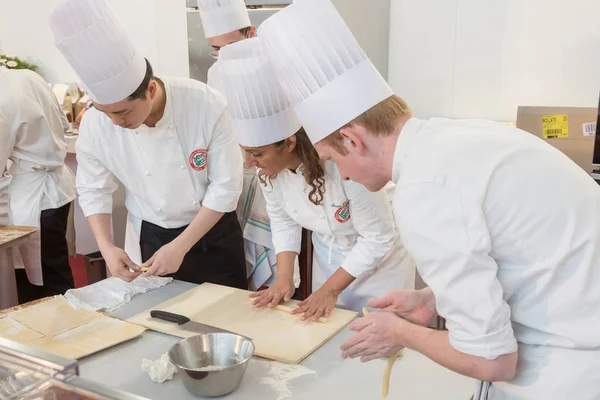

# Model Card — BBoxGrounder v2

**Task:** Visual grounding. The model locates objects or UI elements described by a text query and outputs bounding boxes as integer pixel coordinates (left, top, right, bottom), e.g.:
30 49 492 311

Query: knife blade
150 310 251 340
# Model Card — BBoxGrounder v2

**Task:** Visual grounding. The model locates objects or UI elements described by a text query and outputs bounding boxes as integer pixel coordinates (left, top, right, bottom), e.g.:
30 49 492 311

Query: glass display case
0 337 147 400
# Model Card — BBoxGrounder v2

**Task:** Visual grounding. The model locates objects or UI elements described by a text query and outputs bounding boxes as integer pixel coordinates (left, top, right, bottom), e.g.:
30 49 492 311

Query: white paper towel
65 275 172 312
141 353 178 383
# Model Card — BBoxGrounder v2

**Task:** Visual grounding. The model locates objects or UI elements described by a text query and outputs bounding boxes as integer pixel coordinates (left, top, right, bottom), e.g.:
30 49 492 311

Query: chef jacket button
192 200 199 205
320 215 326 219
169 125 175 130
145 171 150 176
180 165 185 169
291 208 297 214
157 207 162 212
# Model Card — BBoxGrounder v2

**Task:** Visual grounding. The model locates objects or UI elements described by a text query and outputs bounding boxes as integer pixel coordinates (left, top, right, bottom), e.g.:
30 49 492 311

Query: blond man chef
197 0 289 292
259 0 600 398
217 37 415 320
49 0 247 289
0 67 76 304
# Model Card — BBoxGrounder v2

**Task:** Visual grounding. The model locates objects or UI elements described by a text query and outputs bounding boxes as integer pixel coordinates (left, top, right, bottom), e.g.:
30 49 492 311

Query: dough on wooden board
28 316 146 359
9 296 100 336
0 316 44 343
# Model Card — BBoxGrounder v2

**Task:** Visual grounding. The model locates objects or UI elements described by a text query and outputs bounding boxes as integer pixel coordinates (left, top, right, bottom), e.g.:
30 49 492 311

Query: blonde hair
321 95 412 154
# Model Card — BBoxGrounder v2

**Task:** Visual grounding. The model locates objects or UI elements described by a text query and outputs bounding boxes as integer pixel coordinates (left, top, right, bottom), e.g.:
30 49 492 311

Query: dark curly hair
259 127 326 206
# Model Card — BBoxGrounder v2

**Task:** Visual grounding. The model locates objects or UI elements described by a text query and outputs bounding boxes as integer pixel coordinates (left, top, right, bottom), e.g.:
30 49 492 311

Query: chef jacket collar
137 78 174 132
392 117 426 183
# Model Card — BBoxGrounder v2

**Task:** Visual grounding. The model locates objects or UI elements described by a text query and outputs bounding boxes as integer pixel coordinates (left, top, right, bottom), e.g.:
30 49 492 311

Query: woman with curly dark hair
219 38 415 321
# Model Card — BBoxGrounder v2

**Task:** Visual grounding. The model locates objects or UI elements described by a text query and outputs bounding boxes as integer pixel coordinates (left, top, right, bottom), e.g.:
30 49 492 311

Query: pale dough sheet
0 316 44 343
28 316 146 359
1 295 146 359
8 296 100 336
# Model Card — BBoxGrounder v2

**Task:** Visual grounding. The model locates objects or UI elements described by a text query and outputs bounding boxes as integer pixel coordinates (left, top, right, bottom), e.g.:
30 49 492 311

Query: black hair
128 58 154 100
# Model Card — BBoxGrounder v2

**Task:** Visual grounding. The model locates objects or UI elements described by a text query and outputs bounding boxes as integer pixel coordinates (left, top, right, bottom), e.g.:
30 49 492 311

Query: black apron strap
140 211 247 289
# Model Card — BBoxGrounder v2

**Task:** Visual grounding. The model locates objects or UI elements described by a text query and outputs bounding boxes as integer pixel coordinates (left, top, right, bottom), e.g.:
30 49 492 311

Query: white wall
388 0 600 121
333 0 390 79
0 0 189 83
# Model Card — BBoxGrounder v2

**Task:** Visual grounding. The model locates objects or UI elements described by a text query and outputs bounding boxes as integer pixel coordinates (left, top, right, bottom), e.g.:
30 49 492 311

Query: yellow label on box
542 114 569 138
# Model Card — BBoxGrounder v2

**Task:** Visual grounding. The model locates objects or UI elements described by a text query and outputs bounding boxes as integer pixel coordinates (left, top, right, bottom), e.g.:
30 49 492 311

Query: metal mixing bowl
168 333 255 397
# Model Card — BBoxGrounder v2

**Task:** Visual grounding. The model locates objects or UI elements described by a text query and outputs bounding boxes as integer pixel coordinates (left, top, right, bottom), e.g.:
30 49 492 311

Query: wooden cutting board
0 296 146 359
127 283 358 364
0 225 36 248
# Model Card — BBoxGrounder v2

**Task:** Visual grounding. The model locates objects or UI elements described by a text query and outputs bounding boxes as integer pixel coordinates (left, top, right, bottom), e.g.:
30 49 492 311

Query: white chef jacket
0 68 76 285
0 69 75 211
392 117 600 399
76 77 243 262
260 161 415 311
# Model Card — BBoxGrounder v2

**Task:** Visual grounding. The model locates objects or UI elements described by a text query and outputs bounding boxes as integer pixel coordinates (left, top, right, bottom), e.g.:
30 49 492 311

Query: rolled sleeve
340 180 398 277
202 108 243 212
395 182 518 359
75 119 117 217
259 177 302 255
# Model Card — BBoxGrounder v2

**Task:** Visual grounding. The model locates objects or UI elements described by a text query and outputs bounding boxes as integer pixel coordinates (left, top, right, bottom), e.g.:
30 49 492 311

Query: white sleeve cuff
79 197 113 217
272 237 302 255
448 319 519 360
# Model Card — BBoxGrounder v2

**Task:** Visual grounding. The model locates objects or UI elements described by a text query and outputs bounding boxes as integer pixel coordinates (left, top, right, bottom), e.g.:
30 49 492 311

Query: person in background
0 67 76 303
258 0 600 398
197 0 256 93
197 0 294 293
218 38 415 320
49 0 247 289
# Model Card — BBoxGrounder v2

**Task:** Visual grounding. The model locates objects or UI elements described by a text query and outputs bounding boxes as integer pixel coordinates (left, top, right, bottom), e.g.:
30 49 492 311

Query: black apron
140 211 247 289
16 202 75 303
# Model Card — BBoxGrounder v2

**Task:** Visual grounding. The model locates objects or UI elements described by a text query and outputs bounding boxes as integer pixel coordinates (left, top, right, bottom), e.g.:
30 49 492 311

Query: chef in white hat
49 0 247 289
258 0 600 398
0 67 76 304
218 37 415 320
197 0 285 292
197 0 256 94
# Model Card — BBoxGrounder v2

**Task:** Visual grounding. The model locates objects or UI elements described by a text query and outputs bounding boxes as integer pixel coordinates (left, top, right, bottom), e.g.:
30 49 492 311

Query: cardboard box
516 106 597 173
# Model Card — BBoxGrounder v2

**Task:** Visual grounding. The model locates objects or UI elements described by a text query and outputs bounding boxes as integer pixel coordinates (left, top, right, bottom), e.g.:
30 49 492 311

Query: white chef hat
258 0 394 144
197 0 251 39
219 37 301 147
49 0 147 105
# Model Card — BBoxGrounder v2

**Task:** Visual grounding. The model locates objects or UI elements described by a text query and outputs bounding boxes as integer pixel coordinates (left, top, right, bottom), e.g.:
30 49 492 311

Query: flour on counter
259 361 316 400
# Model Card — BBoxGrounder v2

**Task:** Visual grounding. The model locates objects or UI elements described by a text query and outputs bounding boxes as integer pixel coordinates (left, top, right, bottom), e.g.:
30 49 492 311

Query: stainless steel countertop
79 281 475 399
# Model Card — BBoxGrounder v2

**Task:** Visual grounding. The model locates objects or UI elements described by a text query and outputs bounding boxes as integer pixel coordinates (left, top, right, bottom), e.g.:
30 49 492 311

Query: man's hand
341 311 408 362
369 288 438 326
101 245 141 282
141 242 187 277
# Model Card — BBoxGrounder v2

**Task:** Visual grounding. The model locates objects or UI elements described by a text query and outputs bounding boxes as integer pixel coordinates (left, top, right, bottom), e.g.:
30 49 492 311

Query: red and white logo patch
332 201 351 223
189 149 207 171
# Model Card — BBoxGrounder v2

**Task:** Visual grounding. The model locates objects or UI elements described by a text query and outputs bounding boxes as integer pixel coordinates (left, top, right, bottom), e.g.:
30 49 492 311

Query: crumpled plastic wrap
141 353 178 383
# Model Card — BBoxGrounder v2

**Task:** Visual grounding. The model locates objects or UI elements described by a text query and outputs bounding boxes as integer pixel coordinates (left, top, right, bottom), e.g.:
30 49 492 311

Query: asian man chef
0 67 76 303
218 37 415 320
49 0 247 289
197 0 290 292
258 0 600 398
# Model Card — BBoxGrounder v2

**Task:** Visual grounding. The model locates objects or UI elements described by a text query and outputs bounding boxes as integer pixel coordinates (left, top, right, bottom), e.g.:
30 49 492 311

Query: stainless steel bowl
168 333 254 398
